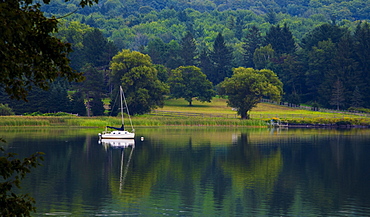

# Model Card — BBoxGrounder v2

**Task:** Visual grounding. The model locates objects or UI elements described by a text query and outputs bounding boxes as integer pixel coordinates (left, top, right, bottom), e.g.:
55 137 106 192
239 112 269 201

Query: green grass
1 98 370 127
152 98 370 126
157 98 366 117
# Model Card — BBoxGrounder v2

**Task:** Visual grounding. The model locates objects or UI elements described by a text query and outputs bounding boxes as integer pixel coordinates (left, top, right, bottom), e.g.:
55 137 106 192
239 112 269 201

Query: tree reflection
6 128 370 216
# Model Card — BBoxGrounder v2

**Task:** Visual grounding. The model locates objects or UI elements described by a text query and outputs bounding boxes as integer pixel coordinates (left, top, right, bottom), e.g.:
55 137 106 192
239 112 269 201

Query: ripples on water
4 128 370 216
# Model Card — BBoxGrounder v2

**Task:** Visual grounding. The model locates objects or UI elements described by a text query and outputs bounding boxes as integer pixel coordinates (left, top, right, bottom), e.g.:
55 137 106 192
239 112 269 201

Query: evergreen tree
265 23 296 55
331 33 360 108
70 91 87 116
353 22 370 107
209 33 233 85
305 40 336 106
79 64 105 116
301 23 348 50
198 48 213 82
101 41 119 70
90 94 105 116
146 38 167 65
82 28 112 68
269 54 305 104
242 26 264 68
165 40 182 69
180 31 197 66
351 86 364 108
330 79 345 110
46 82 69 113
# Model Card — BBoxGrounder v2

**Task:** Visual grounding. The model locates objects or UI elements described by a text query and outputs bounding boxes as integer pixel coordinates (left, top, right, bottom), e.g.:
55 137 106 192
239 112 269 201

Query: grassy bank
0 115 267 127
1 98 370 127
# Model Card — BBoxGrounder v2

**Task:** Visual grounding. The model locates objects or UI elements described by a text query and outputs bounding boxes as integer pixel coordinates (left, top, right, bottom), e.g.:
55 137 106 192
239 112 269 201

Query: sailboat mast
120 86 135 132
120 86 124 126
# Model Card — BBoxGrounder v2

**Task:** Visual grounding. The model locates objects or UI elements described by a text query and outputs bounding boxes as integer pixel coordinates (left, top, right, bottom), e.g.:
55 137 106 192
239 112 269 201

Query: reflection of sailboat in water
100 139 135 149
100 139 135 192
119 143 134 192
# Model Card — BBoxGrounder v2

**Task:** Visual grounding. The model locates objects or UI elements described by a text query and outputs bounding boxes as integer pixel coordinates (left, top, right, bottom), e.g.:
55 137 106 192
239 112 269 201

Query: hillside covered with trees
2 0 370 116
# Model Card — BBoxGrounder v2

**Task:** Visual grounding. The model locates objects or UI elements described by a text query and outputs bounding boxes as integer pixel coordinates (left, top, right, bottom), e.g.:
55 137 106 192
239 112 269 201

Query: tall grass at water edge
0 116 55 126
0 115 266 127
65 116 266 127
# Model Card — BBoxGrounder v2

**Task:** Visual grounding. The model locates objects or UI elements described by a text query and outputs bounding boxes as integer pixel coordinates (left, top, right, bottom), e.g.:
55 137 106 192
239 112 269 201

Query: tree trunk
240 110 250 119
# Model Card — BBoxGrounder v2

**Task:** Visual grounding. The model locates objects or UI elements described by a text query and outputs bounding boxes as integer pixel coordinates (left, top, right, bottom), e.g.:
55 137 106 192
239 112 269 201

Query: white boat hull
99 130 135 139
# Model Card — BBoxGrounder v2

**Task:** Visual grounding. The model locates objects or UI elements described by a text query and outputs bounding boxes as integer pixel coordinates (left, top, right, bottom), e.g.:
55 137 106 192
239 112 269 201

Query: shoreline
1 115 370 128
283 123 370 128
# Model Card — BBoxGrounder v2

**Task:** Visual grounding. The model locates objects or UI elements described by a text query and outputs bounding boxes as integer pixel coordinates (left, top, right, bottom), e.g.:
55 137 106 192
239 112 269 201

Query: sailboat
99 86 135 139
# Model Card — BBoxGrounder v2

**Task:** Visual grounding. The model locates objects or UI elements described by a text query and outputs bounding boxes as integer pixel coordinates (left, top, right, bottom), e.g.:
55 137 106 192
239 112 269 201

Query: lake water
2 127 370 216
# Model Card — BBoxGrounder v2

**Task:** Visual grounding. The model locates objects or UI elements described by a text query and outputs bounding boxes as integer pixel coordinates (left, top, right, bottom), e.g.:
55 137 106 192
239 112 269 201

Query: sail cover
107 124 125 131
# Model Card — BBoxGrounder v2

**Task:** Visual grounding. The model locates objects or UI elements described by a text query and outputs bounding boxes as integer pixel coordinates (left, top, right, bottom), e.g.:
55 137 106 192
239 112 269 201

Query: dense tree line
42 0 370 22
3 0 370 115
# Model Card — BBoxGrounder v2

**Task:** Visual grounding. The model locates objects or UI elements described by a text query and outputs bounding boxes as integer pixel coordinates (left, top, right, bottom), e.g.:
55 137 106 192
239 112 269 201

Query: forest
2 0 370 116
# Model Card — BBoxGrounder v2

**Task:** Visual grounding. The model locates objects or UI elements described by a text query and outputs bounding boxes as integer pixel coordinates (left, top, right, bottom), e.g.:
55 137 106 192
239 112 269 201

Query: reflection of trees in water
107 131 370 215
12 128 370 215
266 132 370 215
219 133 284 214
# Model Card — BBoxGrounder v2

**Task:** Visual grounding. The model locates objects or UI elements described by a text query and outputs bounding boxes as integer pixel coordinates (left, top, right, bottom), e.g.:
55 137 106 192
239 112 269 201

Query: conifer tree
90 94 105 116
301 23 347 50
146 38 168 65
83 28 115 68
180 31 197 66
353 22 370 107
330 79 345 110
199 48 213 82
79 64 105 116
209 33 233 85
242 26 264 68
351 86 364 108
265 23 296 55
70 92 87 116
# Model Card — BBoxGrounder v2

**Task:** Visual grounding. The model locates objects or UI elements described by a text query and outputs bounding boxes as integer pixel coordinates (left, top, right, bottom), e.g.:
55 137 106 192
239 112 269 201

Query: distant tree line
3 21 370 115
3 0 370 115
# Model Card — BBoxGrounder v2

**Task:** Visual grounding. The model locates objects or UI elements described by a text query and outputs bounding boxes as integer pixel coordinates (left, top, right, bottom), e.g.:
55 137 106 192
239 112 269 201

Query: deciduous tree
0 147 44 216
0 0 96 100
168 66 215 106
110 49 169 115
218 67 283 119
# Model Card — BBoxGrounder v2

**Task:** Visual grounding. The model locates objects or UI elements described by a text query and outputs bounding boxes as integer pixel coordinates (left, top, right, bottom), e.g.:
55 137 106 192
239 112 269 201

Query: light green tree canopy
110 49 169 115
253 44 275 69
168 66 215 106
218 67 283 119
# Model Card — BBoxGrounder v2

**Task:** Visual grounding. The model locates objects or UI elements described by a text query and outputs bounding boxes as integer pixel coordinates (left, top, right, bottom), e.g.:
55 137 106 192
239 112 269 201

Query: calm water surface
2 127 370 216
